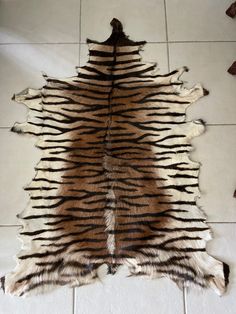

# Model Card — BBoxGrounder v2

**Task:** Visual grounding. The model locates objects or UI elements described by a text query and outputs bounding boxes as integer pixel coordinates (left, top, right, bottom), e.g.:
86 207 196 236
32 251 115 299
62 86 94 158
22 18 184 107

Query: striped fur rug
1 18 229 297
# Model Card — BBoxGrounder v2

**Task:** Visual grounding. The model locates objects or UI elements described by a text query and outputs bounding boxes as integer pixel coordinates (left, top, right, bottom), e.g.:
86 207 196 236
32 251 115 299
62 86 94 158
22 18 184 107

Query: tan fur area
1 19 229 297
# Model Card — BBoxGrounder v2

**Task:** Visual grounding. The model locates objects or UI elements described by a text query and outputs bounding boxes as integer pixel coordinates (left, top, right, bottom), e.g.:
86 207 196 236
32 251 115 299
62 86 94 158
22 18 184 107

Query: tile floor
0 0 235 313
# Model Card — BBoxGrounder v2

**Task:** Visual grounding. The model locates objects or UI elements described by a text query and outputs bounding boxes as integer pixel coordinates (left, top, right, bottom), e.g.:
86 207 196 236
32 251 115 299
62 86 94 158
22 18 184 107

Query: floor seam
0 42 81 45
207 124 236 126
168 40 236 44
163 0 170 72
72 287 75 314
0 225 21 227
78 0 82 67
208 222 236 224
183 286 188 314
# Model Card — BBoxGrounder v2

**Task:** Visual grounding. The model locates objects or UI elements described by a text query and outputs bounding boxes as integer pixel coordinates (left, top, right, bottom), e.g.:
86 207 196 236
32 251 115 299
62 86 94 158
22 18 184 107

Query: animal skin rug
1 18 229 297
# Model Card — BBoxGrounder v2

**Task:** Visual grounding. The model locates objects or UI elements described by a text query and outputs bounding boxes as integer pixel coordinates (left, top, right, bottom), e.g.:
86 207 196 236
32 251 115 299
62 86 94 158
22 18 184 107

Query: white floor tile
0 227 20 275
81 0 166 43
75 266 183 314
166 0 236 41
0 227 73 314
0 0 80 43
169 42 236 124
0 129 40 225
139 43 169 73
80 42 169 73
191 126 236 222
0 44 79 127
186 223 236 314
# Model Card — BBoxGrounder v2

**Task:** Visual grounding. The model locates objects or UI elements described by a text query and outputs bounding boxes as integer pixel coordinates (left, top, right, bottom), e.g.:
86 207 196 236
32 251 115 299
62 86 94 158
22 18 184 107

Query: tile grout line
169 40 236 43
78 0 82 67
207 123 236 126
0 225 21 227
0 42 81 45
208 222 236 224
163 0 170 72
168 40 236 44
72 287 75 314
183 286 188 314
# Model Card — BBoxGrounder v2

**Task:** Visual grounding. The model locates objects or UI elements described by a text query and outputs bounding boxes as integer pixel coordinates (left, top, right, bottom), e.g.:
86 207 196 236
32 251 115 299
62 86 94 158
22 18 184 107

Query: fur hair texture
1 18 229 297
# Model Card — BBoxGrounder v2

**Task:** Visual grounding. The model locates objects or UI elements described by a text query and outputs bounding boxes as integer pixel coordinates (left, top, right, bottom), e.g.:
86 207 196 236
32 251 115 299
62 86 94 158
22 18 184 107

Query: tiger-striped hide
1 18 229 297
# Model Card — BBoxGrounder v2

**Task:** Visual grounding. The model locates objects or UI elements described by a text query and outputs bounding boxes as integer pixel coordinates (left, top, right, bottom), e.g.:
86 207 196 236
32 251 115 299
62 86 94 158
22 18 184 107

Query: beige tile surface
191 126 236 222
0 228 73 314
139 43 169 73
0 44 79 127
0 0 80 43
186 224 236 314
75 266 183 314
169 42 236 124
81 0 166 43
0 129 40 225
0 227 20 274
166 0 236 41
